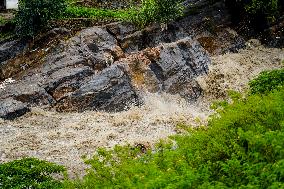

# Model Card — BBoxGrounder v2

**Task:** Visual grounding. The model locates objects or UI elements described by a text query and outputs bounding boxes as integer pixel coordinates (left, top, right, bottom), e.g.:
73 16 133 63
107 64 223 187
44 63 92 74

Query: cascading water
0 92 209 176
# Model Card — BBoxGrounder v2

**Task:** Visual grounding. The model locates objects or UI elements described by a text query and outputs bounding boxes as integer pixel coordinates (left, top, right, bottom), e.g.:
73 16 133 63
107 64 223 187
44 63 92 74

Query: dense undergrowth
1 0 283 39
225 0 283 31
15 0 67 37
10 0 183 38
1 69 284 188
0 158 65 188
249 68 284 94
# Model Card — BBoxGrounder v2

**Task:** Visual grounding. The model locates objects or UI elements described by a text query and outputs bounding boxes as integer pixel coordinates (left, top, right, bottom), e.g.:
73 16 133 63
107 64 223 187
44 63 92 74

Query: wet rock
178 1 246 55
0 80 55 106
0 40 27 64
113 37 210 100
245 39 262 49
40 55 87 75
55 64 139 112
43 66 95 101
154 38 210 99
34 28 71 47
66 26 125 64
107 22 189 53
262 16 284 48
114 48 162 93
0 23 211 116
0 98 30 120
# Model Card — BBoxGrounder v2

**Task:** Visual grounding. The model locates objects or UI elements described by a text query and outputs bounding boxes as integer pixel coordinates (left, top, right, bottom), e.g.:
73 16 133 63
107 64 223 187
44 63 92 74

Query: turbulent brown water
0 45 283 176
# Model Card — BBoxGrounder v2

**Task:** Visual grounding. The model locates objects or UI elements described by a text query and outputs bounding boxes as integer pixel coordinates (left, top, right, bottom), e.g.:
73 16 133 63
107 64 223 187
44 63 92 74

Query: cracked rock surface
0 23 211 119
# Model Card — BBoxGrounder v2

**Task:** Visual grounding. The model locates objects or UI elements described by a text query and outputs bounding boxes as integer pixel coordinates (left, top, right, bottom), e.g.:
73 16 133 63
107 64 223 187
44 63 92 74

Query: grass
64 6 131 20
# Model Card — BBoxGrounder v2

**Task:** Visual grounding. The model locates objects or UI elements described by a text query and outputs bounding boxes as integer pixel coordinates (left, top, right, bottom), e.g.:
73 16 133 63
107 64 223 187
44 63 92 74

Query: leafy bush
127 0 184 27
15 0 67 38
225 0 283 25
245 0 280 20
0 158 66 189
0 16 6 26
249 68 284 94
64 84 284 188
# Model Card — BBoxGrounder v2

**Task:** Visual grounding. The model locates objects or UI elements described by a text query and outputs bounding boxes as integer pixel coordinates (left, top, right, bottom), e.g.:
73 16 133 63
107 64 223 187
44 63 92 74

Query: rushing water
0 92 209 176
0 46 283 176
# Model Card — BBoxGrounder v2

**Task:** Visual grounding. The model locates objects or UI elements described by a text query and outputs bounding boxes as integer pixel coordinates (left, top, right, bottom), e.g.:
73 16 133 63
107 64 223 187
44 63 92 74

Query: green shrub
127 0 184 27
0 16 5 26
0 158 66 189
64 84 284 188
245 0 280 21
15 0 67 38
249 68 284 94
225 0 283 24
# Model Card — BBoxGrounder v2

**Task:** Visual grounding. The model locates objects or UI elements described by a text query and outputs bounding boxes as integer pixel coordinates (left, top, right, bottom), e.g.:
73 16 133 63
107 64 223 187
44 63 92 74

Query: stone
0 98 30 120
55 64 139 112
151 38 210 100
0 40 27 64
0 80 55 106
42 66 95 101
114 23 190 54
5 0 18 9
0 23 211 116
245 39 262 49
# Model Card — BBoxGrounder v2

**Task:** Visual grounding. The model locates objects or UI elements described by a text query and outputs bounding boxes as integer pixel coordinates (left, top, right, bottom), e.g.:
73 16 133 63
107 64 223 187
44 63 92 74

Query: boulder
0 40 27 64
0 98 30 120
55 64 139 112
0 80 55 106
121 37 210 100
65 26 125 64
43 66 95 101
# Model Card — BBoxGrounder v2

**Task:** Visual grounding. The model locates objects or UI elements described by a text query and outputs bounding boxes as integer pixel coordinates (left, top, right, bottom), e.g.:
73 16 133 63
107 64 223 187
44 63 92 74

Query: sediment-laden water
0 46 283 176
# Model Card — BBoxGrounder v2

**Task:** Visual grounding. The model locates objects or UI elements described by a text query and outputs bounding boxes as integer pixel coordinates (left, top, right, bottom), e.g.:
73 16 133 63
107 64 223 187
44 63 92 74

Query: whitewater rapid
0 45 283 176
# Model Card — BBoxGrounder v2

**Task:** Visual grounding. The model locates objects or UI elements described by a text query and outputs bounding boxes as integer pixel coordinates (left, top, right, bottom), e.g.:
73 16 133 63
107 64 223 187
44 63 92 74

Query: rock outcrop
0 40 27 67
0 22 211 119
55 64 139 112
0 98 30 120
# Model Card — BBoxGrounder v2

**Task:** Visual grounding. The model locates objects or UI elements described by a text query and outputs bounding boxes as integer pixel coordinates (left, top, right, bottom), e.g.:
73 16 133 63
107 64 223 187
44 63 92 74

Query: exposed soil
0 44 283 177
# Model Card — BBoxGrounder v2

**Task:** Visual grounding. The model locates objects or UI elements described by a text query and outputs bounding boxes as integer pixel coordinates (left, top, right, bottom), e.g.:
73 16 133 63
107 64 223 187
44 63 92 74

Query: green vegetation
127 0 184 27
249 68 284 94
0 158 65 189
65 0 184 27
12 0 184 38
225 0 283 24
64 6 129 20
245 0 280 21
3 0 284 38
0 16 6 25
60 70 284 188
0 15 16 40
15 0 67 37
